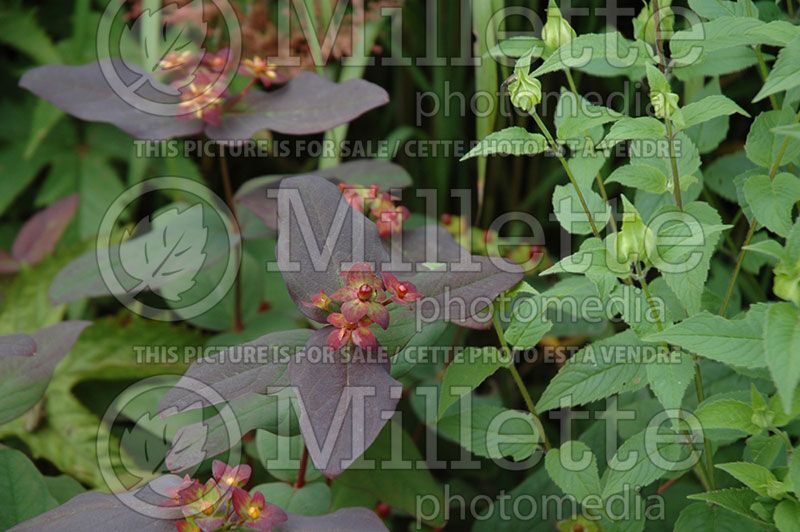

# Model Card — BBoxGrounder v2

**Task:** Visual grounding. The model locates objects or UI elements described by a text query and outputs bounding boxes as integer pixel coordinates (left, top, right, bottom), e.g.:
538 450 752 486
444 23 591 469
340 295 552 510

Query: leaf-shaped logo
120 411 172 476
119 0 207 78
119 204 208 302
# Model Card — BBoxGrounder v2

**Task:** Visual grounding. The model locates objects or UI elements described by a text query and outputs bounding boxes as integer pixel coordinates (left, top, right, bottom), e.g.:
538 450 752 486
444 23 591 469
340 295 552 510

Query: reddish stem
295 446 309 489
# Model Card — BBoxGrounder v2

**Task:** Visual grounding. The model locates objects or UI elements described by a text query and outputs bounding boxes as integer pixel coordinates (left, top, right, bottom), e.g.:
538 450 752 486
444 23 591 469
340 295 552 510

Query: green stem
492 309 552 451
719 131 795 315
220 150 244 332
665 117 682 211
564 68 579 95
531 110 602 239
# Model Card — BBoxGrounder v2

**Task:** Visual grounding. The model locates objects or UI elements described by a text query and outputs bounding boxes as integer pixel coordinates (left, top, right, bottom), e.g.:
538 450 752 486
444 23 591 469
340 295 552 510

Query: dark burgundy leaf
390 227 523 328
12 194 78 265
0 334 36 359
290 328 401 478
237 160 412 231
0 321 91 425
278 507 388 531
159 329 312 413
205 71 388 139
12 486 387 532
275 175 388 323
19 60 203 140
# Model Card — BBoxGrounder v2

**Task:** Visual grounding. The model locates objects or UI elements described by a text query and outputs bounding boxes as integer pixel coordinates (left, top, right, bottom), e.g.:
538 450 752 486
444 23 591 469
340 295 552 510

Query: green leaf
774 500 800 532
645 307 766 369
680 95 749 129
645 63 672 95
0 8 61 64
674 503 746 531
754 36 800 102
555 91 622 140
602 425 691 498
255 431 321 485
600 117 665 148
251 482 331 516
683 80 739 154
764 303 800 412
652 202 728 316
438 347 510 418
687 488 766 523
536 330 648 412
774 123 800 140
695 398 760 434
789 448 800 495
0 448 58 529
743 173 800 237
716 462 784 497
606 164 670 194
461 127 547 160
545 441 602 500
646 349 695 412
437 406 541 460
503 295 553 349
530 32 655 79
746 108 800 169
744 238 789 263
552 183 611 235
336 423 445 527
42 475 85 505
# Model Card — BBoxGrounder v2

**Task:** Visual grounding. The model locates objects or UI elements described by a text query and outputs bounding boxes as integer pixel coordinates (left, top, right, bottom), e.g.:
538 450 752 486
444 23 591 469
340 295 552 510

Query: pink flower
239 56 280 87
382 273 421 306
212 460 251 488
303 290 332 312
371 193 409 238
232 488 288 532
338 183 379 212
331 263 388 328
327 313 378 350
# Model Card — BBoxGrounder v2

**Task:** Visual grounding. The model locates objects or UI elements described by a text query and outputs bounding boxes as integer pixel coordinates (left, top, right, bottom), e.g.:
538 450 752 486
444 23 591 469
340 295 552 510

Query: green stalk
492 309 552 451
664 116 683 211
141 0 161 66
530 110 602 239
719 131 795 315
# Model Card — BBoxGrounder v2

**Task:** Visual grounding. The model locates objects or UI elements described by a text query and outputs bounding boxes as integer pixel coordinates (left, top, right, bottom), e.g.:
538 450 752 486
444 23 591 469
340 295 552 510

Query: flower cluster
338 183 410 238
157 50 283 126
440 214 548 272
306 263 420 351
170 461 287 532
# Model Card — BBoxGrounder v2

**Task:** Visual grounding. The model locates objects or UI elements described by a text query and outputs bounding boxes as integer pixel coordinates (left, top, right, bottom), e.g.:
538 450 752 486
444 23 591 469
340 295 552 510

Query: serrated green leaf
716 461 783 497
461 127 547 160
552 183 611 235
680 95 749 129
775 500 800 532
536 330 648 413
602 425 691 498
743 173 800 237
695 398 760 433
687 488 766 524
764 303 800 412
674 502 745 531
645 307 766 368
754 36 800 102
437 405 541 460
438 347 510 418
746 108 800 169
545 441 602 500
600 116 665 148
504 295 553 349
646 349 695 412
606 164 669 193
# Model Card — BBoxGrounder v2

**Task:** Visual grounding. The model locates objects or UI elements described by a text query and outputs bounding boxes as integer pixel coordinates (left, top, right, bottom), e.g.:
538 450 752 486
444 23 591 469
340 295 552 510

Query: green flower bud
541 0 576 53
634 0 674 46
650 90 680 119
508 67 542 113
773 261 800 305
616 196 655 264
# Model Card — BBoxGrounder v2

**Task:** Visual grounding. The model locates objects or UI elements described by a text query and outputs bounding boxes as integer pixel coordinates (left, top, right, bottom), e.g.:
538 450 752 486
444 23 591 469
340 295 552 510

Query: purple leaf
277 507 388 531
12 194 78 265
19 60 204 140
290 329 401 478
0 334 36 359
237 160 412 231
159 329 312 413
205 71 388 139
11 486 387 532
391 227 523 328
275 176 388 323
0 321 91 425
